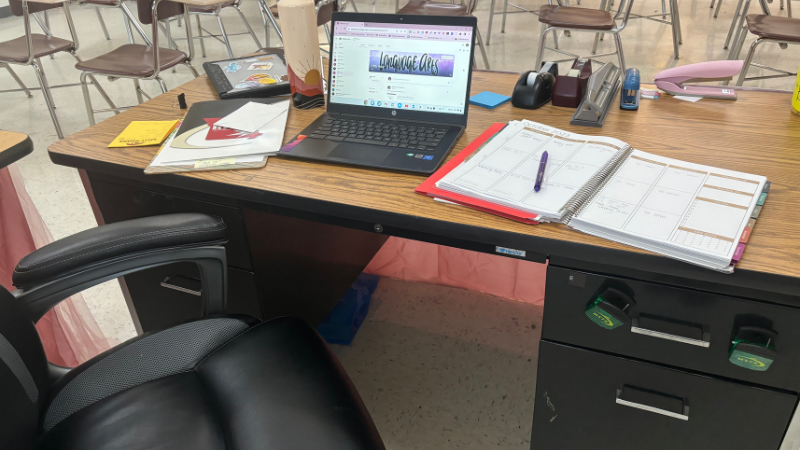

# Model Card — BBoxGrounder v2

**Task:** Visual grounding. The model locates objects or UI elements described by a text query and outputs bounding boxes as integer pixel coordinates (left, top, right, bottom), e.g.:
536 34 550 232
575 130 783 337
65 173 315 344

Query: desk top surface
0 131 28 152
48 71 800 284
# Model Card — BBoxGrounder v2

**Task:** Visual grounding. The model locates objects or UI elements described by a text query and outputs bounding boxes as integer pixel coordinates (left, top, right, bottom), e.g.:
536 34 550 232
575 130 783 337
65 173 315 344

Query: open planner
436 120 768 272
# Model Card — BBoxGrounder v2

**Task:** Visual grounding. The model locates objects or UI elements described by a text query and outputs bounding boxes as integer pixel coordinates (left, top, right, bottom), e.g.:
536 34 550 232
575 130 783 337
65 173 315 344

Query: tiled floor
332 278 543 449
0 0 797 446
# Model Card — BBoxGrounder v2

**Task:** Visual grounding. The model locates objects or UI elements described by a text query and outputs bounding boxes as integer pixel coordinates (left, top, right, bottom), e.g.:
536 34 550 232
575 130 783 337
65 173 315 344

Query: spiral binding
559 145 634 224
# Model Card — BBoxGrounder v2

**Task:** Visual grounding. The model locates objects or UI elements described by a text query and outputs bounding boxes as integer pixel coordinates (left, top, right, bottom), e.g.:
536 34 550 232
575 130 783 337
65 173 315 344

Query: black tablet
203 52 291 99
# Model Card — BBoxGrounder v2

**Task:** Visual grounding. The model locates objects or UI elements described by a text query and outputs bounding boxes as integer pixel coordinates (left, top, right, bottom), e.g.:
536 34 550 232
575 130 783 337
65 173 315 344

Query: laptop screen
330 21 474 115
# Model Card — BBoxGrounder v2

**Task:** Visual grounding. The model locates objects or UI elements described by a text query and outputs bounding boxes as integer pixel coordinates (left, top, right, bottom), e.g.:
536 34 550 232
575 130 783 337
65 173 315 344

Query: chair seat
189 0 235 13
74 44 188 77
746 14 800 42
0 34 74 63
397 0 469 16
538 5 615 30
36 316 384 450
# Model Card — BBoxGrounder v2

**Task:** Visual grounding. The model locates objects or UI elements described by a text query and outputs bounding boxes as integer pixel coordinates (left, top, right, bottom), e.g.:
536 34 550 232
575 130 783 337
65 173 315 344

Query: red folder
415 123 540 225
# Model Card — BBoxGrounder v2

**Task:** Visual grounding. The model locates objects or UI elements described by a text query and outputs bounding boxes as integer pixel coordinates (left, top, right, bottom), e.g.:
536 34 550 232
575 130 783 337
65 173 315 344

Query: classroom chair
395 0 491 69
82 0 152 44
535 0 635 74
727 9 800 85
75 0 201 126
0 0 116 139
188 0 262 59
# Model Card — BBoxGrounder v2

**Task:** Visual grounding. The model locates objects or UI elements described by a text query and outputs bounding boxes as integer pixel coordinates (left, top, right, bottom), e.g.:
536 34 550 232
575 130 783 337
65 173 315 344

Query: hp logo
392 110 397 116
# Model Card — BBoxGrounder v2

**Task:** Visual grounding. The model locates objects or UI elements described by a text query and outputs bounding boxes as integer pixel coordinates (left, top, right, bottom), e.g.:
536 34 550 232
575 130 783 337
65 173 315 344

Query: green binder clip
585 287 635 330
729 326 778 372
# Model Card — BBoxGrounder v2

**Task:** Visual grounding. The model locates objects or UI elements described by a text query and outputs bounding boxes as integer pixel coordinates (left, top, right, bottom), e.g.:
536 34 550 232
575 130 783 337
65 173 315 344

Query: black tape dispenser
511 62 558 110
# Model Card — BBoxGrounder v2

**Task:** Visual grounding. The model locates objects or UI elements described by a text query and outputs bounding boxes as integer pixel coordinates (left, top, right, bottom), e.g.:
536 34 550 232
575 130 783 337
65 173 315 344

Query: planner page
437 120 629 219
572 150 766 260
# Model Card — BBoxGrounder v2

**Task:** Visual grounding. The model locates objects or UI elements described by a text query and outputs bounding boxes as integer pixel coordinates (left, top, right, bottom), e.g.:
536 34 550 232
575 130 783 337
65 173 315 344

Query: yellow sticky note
109 120 179 147
194 157 237 169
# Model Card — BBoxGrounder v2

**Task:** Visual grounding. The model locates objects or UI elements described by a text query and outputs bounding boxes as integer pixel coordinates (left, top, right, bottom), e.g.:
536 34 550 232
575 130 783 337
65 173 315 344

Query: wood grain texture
48 72 800 279
0 131 28 152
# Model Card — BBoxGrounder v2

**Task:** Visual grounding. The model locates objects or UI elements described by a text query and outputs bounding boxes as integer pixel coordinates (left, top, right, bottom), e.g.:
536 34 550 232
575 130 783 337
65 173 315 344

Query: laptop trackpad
329 144 391 164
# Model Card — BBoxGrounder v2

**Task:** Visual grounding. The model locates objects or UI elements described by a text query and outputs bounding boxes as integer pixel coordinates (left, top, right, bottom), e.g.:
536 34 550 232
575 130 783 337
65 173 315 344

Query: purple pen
534 151 548 192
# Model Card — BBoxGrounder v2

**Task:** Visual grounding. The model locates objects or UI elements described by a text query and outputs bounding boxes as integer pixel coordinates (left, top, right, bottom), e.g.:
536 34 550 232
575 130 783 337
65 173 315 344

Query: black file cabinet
532 266 800 450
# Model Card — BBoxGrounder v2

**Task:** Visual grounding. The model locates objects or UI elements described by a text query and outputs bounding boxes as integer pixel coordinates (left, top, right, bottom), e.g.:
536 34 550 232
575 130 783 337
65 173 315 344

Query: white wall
0 0 9 9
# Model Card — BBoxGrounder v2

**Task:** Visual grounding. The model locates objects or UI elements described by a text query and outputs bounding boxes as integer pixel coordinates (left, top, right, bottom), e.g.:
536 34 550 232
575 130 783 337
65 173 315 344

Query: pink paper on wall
364 237 546 305
0 164 112 367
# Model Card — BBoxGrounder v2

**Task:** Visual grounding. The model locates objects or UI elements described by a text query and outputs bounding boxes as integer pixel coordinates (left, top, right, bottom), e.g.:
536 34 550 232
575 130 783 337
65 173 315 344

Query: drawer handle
161 273 202 297
631 318 710 348
615 385 689 421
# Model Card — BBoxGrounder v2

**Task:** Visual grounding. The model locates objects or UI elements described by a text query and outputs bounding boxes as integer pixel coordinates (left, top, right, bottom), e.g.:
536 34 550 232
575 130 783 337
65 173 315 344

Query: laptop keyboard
308 117 448 152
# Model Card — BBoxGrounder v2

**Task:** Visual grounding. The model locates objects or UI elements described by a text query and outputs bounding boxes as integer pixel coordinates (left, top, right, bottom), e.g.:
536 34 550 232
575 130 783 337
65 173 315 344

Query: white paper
674 95 702 103
572 149 766 263
157 100 289 163
215 101 285 133
436 120 627 220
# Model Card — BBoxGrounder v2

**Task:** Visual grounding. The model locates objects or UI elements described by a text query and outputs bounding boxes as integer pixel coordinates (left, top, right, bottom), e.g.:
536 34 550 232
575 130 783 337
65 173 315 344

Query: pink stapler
654 60 744 100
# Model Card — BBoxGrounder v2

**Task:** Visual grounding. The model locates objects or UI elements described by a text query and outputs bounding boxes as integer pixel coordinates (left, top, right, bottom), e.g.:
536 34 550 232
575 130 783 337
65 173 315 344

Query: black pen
534 151 548 193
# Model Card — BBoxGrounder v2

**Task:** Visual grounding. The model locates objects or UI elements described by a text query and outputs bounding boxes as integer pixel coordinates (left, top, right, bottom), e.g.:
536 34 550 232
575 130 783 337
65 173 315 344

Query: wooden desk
0 131 32 169
49 71 800 449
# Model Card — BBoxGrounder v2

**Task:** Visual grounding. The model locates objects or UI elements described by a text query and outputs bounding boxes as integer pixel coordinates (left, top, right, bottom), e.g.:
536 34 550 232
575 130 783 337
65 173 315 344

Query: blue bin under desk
317 273 381 345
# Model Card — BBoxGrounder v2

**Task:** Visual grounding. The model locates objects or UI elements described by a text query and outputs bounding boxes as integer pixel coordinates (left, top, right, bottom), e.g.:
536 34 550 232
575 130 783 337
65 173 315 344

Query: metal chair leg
122 3 152 45
184 61 200 77
714 0 724 16
95 6 111 40
736 38 764 85
661 0 667 19
789 0 793 17
614 32 626 74
196 15 207 57
156 77 169 93
261 1 283 43
675 0 683 43
35 58 56 109
536 24 548 68
350 0 359 12
501 0 509 33
723 0 745 49
4 64 33 98
711 0 716 7
234 5 262 49
396 0 400 11
258 5 270 48
324 23 332 47
71 52 117 112
669 0 680 58
79 72 95 127
32 60 63 139
487 0 496 45
215 10 234 59
133 79 145 104
122 9 135 43
552 29 560 49
476 27 490 70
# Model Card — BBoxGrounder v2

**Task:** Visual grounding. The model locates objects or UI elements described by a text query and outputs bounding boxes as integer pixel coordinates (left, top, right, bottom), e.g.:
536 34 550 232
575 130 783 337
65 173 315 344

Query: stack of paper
148 100 290 172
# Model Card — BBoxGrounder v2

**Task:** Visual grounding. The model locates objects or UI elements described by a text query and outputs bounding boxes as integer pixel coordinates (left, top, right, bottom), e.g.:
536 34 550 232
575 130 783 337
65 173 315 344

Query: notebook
436 120 768 272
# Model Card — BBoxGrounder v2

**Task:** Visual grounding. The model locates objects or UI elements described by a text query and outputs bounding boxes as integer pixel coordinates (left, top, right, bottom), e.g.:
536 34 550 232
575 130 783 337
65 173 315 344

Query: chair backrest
0 285 49 450
317 0 338 26
9 0 61 17
136 0 184 25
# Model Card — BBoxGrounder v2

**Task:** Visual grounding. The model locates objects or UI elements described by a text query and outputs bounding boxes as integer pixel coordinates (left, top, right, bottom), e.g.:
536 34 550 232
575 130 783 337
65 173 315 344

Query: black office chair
0 141 385 450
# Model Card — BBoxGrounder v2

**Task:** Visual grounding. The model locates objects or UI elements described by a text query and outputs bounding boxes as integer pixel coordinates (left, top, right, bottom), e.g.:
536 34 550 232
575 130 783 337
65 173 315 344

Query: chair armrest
12 213 228 321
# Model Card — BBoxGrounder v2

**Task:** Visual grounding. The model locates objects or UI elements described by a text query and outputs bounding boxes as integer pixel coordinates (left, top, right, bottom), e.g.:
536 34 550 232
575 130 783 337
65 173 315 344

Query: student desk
48 71 800 450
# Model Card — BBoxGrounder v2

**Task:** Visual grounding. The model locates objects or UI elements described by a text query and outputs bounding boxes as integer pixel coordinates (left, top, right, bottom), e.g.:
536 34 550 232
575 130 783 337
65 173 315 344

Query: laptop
280 12 478 174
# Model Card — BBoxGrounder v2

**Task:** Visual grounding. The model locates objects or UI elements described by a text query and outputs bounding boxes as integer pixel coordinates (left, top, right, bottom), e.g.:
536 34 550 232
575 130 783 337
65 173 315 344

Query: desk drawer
532 341 796 450
125 263 262 333
90 179 252 271
544 266 800 392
